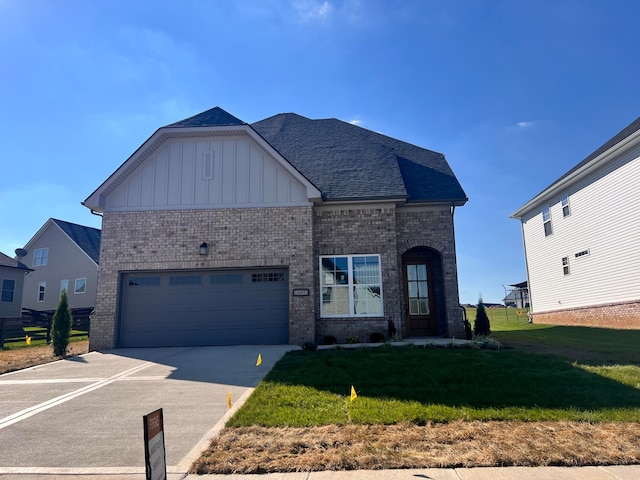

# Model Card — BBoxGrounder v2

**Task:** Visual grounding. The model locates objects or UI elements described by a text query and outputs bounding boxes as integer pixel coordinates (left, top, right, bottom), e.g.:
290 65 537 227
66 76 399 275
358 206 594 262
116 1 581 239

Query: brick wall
313 203 465 343
90 206 314 350
396 206 465 338
533 301 640 330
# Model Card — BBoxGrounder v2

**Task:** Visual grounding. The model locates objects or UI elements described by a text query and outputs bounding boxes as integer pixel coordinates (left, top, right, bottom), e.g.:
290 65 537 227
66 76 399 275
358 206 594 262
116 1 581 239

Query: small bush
301 341 317 351
474 299 491 336
322 335 337 345
369 332 385 343
346 335 360 344
52 291 73 357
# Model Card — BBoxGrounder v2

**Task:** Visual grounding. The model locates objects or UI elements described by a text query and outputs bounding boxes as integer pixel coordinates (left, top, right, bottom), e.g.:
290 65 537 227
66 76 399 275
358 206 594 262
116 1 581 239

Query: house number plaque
293 289 310 296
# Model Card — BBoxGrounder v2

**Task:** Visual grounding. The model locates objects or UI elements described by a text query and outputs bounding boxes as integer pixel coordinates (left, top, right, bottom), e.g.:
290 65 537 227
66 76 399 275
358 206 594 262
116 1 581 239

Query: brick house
83 107 468 349
512 116 640 329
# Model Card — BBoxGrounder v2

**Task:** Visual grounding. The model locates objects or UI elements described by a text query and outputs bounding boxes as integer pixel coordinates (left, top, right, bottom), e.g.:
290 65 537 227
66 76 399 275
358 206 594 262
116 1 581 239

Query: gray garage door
119 269 289 347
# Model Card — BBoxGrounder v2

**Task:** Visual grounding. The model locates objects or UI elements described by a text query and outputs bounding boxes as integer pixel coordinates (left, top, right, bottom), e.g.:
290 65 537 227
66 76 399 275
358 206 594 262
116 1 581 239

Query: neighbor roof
512 115 640 218
51 219 102 264
0 251 31 271
251 113 467 203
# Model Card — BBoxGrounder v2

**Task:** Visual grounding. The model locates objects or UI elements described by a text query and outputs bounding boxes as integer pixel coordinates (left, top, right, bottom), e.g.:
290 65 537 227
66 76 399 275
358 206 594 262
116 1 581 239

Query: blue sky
1 0 639 304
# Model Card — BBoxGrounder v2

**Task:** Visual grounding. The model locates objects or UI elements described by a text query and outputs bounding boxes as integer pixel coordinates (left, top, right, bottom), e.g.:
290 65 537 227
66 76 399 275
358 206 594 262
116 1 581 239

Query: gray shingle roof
51 219 101 264
166 107 246 128
251 113 467 203
0 251 30 270
158 107 467 204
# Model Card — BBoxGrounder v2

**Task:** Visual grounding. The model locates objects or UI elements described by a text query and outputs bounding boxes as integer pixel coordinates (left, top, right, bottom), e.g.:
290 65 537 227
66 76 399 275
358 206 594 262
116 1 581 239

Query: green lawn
228 309 640 427
2 326 88 350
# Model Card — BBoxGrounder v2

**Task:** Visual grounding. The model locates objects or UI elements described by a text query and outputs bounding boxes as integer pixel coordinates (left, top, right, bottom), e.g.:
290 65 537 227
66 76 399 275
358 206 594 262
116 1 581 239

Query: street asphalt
1 341 638 480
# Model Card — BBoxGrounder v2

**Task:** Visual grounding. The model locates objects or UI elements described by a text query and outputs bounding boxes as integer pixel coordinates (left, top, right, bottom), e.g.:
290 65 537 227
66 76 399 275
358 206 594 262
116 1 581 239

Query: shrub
301 341 317 351
369 332 385 343
52 290 73 356
346 335 360 344
474 298 491 336
322 335 337 345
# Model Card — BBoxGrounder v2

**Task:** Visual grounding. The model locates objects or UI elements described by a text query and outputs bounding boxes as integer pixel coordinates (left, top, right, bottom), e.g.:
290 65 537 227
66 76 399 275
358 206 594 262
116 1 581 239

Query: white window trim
542 207 553 236
319 254 384 318
33 247 49 267
74 278 87 294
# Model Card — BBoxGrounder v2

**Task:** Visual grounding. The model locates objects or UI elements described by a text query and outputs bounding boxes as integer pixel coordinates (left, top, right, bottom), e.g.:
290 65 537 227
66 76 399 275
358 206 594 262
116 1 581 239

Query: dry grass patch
0 340 89 374
191 421 640 474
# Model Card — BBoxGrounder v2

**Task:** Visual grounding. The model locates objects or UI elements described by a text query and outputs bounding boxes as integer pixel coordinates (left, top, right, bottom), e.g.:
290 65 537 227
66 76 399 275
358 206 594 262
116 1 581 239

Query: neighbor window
74 278 87 294
1 279 15 303
38 281 46 302
60 279 69 296
542 207 553 236
562 195 571 217
562 257 570 276
320 255 382 317
33 248 49 267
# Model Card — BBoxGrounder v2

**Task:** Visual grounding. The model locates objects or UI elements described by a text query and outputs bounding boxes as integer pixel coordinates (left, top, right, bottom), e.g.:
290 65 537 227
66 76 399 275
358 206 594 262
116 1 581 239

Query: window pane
417 265 427 281
38 282 46 302
321 286 350 315
354 285 381 315
407 265 417 281
419 300 429 315
418 281 428 297
353 256 379 284
321 257 349 285
408 282 418 297
1 279 15 302
409 299 419 315
75 278 87 293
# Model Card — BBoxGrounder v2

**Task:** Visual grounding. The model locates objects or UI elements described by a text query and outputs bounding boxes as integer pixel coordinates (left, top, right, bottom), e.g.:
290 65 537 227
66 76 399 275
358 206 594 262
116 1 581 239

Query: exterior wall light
199 242 208 255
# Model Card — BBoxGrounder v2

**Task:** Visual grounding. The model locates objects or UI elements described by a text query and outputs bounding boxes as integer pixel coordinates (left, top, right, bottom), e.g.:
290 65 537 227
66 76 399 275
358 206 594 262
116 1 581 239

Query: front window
38 281 46 302
562 195 571 217
74 278 87 294
60 279 69 296
320 255 382 317
1 279 15 302
542 207 553 236
33 248 49 267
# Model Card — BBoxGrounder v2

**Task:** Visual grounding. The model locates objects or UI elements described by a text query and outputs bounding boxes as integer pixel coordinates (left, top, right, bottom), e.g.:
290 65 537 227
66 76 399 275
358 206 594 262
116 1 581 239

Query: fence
0 308 91 348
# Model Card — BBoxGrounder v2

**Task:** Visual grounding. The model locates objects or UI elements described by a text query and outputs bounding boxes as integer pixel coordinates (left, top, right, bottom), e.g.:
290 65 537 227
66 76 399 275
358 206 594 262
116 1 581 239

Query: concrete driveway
0 344 296 478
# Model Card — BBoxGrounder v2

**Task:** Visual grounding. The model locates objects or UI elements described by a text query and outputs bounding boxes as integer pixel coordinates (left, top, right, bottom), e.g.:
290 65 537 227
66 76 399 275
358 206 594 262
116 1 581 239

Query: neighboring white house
511 116 640 329
503 281 529 308
20 219 101 312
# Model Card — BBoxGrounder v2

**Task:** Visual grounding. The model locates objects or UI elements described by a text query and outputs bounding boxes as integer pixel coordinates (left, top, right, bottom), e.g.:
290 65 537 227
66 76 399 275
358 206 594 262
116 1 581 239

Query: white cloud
516 121 535 128
293 0 334 22
348 119 363 126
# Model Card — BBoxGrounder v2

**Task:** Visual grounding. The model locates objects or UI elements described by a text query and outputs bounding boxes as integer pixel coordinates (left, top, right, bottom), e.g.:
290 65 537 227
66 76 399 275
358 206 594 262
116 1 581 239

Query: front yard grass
192 310 640 473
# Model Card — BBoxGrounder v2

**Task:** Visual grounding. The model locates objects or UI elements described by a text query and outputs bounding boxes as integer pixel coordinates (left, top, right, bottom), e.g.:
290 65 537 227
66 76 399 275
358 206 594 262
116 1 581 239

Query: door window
407 264 429 315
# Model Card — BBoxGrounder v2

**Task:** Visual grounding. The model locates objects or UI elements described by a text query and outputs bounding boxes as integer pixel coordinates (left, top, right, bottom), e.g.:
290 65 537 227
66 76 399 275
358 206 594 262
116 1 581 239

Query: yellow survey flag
256 354 262 366
26 335 31 345
227 392 232 409
350 385 357 401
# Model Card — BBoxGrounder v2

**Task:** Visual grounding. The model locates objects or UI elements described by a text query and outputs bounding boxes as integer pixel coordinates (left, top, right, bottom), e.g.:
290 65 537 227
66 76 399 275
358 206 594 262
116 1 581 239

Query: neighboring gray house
512 116 640 329
21 219 101 311
83 107 468 349
502 281 529 308
0 252 32 318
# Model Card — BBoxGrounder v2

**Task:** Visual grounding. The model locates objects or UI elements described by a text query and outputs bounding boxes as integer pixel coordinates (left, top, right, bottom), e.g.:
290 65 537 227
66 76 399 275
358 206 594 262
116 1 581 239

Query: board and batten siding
521 146 640 313
105 136 309 211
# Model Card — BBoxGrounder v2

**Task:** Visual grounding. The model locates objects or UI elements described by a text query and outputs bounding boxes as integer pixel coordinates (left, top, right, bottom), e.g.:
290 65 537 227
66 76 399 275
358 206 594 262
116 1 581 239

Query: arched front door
402 247 443 337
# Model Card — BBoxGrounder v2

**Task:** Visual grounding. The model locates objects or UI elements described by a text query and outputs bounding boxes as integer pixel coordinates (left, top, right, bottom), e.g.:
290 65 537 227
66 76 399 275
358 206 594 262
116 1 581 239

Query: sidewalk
190 465 640 480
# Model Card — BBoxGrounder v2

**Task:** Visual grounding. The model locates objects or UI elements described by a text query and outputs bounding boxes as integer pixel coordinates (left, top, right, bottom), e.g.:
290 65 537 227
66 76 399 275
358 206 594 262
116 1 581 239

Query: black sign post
143 408 167 480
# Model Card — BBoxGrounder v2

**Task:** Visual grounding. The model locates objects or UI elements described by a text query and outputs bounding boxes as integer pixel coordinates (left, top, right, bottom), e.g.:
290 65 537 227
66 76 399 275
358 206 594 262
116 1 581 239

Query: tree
474 298 491 336
52 290 73 356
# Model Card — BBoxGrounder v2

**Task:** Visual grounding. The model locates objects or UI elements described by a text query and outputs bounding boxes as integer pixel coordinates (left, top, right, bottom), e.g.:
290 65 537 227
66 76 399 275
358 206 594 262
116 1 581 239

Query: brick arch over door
401 246 447 337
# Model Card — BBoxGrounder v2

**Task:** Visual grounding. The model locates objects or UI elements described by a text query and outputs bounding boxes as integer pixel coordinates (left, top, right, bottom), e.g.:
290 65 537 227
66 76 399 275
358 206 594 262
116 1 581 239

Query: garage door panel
120 269 289 347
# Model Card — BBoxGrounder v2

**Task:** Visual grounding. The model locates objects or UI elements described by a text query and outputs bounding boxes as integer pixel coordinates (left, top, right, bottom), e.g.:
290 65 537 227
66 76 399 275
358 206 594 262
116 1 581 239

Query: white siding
522 147 640 313
104 136 310 211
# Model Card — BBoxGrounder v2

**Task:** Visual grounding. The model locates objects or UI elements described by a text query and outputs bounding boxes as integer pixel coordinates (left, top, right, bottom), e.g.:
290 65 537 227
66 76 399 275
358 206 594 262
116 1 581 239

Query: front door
403 260 438 336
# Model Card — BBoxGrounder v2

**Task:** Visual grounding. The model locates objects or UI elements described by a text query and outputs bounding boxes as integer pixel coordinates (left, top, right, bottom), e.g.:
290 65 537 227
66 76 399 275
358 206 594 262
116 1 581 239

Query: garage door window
129 277 161 286
320 255 383 317
169 275 202 285
252 272 285 282
211 274 243 284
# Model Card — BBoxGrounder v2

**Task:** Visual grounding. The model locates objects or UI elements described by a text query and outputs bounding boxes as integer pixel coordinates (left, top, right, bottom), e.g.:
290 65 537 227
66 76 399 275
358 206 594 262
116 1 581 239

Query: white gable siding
105 136 309 211
522 146 640 313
